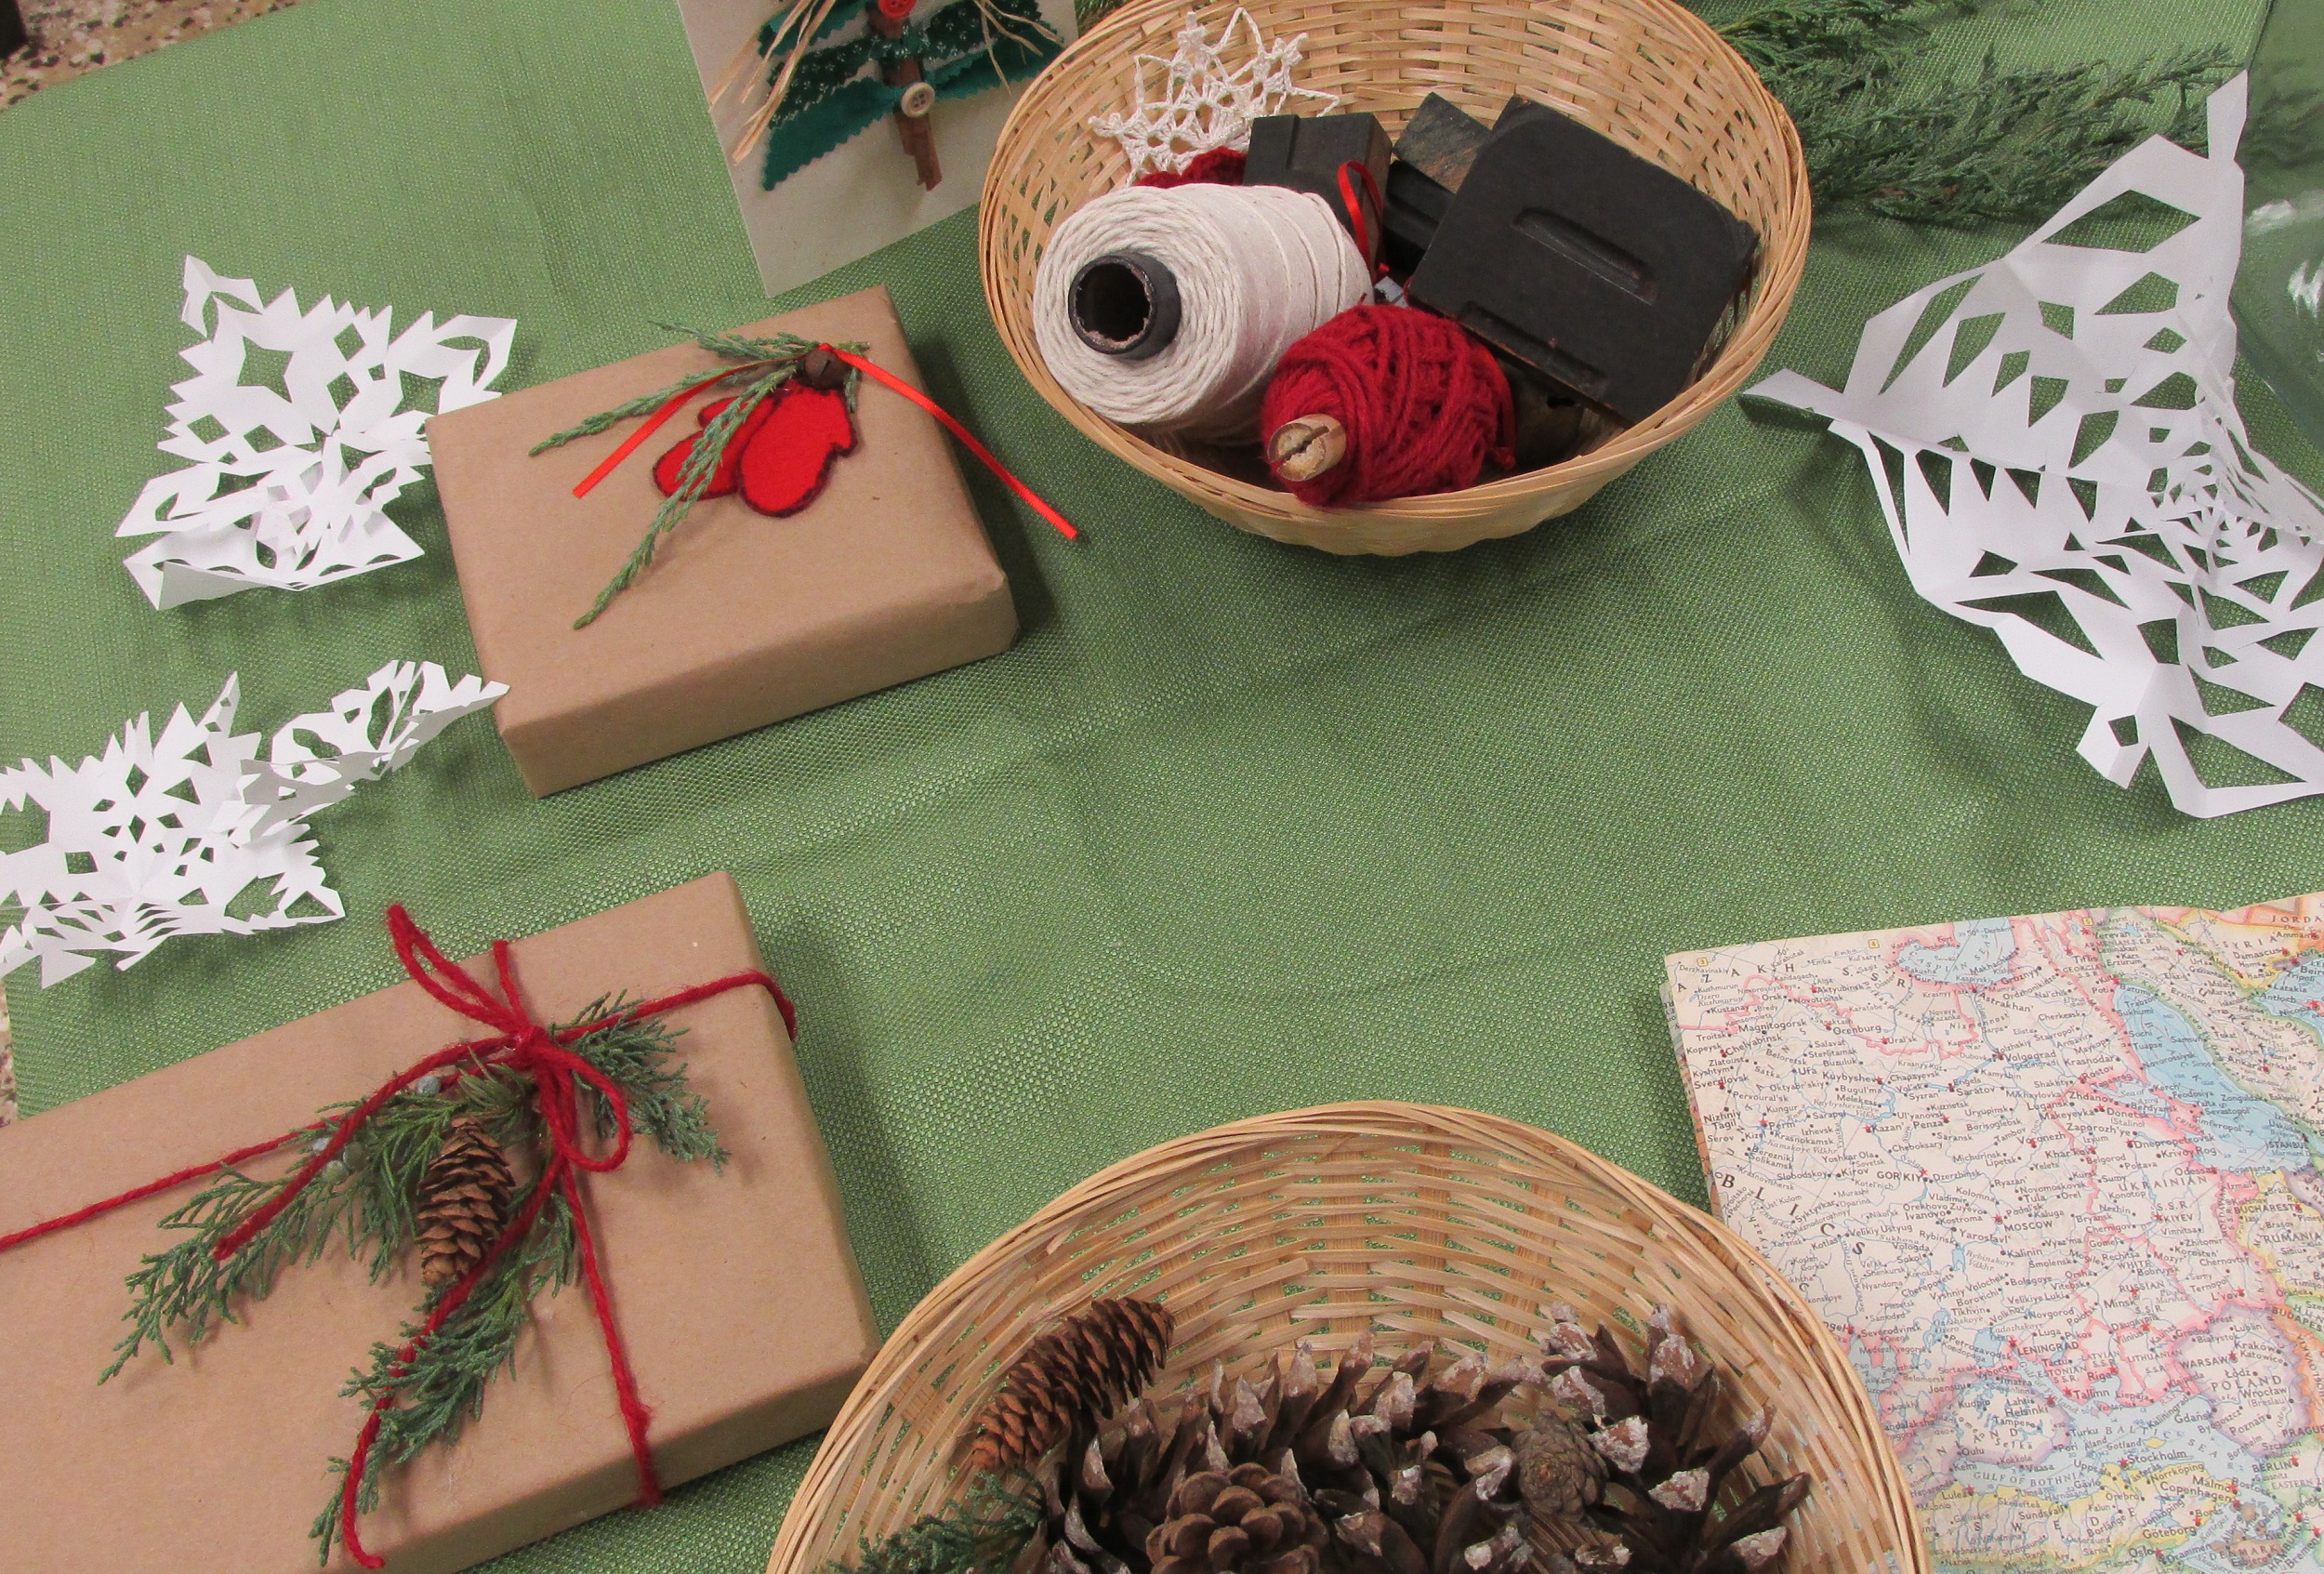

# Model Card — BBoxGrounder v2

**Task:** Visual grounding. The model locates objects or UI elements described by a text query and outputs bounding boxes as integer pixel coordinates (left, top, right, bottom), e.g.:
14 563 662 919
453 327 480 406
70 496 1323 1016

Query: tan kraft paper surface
0 873 878 1574
429 285 1017 795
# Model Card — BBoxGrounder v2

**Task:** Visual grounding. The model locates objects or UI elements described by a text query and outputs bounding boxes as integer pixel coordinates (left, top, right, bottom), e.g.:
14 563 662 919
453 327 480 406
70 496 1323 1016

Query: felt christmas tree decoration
721 0 1062 191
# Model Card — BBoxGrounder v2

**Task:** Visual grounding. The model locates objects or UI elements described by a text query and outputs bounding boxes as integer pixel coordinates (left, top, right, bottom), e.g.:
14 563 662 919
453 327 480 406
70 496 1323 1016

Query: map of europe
1666 898 2324 1573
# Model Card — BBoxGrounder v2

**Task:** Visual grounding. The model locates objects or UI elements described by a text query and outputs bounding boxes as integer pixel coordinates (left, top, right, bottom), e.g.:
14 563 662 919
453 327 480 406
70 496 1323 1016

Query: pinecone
416 1115 514 1289
1532 1305 1810 1574
1517 1411 1605 1516
1019 1332 1540 1574
1147 1464 1327 1574
970 1299 1178 1472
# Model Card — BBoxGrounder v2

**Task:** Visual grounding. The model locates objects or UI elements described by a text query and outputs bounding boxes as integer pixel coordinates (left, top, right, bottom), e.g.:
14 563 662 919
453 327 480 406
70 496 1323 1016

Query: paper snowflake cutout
1752 77 2324 818
1088 8 1340 179
0 660 505 985
116 257 516 610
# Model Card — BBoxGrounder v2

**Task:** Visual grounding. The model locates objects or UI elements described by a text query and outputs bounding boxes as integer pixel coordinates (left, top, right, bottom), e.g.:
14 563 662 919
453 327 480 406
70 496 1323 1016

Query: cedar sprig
310 1182 581 1562
535 324 868 630
102 1011 720 1382
1773 45 2232 223
1718 0 2235 223
816 1476 1044 1574
567 996 730 1166
100 1065 535 1378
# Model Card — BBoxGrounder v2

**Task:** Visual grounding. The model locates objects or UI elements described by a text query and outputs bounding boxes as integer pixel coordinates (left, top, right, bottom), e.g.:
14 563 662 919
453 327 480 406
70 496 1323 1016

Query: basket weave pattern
764 1103 1925 1574
978 0 1811 555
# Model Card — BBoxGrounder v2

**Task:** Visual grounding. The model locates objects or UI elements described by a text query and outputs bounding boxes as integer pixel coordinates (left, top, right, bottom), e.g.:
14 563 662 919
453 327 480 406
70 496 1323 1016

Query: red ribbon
1337 160 1390 280
570 345 1079 541
0 906 796 1570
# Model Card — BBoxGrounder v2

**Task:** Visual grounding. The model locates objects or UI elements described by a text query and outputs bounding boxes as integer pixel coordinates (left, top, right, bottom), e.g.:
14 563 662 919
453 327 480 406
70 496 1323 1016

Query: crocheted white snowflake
0 660 504 985
1754 76 2324 818
116 258 516 610
1088 8 1340 179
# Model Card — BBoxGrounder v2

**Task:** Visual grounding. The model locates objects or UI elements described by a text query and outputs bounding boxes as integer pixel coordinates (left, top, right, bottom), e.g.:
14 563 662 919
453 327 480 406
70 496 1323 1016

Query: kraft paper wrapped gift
0 873 878 1574
428 285 1018 796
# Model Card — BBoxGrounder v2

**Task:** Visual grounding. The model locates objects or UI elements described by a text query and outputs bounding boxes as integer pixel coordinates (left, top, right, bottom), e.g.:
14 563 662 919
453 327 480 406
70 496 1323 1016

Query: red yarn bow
0 906 795 1571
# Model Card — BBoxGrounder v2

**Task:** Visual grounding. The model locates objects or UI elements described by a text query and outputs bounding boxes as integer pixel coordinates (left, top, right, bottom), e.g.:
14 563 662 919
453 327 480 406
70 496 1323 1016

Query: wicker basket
978 0 1811 556
764 1103 1925 1574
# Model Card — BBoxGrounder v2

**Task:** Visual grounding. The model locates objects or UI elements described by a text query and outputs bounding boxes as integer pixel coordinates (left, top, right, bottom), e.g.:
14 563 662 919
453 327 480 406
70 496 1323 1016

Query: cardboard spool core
1070 252 1182 360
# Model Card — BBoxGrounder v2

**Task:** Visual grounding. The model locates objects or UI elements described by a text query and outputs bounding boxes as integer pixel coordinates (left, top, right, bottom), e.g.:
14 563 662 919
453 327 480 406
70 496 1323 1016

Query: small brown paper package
0 873 878 1574
428 284 1018 796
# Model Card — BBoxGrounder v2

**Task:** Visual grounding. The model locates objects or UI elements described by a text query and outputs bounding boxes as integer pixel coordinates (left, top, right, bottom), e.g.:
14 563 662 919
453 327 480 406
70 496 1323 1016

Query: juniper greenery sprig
310 1179 580 1562
1717 0 2236 223
533 324 868 630
95 1008 725 1562
818 1477 1044 1574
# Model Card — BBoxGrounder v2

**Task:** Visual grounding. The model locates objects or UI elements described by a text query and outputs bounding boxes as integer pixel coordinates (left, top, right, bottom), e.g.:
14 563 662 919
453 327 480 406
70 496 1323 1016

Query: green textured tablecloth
0 0 2293 1567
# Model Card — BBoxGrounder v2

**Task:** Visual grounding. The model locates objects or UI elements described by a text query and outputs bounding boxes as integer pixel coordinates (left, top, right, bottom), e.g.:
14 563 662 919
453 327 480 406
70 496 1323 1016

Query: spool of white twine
1033 183 1370 440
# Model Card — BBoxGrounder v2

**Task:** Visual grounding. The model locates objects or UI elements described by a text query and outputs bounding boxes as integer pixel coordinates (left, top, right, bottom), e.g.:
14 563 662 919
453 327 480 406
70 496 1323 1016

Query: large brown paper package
0 874 878 1574
429 285 1018 795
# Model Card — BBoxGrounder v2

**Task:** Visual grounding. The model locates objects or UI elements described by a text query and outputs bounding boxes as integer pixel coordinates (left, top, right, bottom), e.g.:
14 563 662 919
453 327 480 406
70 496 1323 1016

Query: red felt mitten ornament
739 385 857 515
651 395 776 498
653 380 858 517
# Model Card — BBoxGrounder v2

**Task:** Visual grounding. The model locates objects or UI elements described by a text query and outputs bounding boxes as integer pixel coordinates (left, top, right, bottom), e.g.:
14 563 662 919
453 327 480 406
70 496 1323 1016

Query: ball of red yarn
1259 305 1514 507
1134 147 1248 189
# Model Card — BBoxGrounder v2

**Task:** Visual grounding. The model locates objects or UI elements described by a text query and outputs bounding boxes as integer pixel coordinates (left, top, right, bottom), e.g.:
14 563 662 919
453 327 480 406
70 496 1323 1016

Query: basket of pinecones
765 1103 1924 1574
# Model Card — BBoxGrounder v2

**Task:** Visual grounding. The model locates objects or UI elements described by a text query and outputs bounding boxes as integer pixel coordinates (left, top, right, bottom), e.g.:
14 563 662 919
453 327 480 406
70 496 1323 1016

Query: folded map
1666 897 2324 1573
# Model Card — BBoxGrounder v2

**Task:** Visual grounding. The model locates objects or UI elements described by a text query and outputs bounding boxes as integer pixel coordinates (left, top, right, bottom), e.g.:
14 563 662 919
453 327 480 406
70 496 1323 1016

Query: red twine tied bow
0 906 796 1570
570 343 1078 541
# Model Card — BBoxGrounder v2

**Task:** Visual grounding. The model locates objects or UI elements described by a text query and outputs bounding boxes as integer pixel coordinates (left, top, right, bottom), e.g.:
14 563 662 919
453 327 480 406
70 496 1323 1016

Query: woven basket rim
977 0 1812 535
763 1100 1929 1574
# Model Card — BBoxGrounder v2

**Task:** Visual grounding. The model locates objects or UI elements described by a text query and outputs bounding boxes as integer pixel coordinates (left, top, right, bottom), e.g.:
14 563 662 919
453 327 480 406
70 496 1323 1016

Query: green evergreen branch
573 367 787 629
102 1009 722 1372
1768 37 2234 223
559 326 872 629
530 367 759 456
567 999 729 1166
310 1183 580 1564
820 1478 1044 1574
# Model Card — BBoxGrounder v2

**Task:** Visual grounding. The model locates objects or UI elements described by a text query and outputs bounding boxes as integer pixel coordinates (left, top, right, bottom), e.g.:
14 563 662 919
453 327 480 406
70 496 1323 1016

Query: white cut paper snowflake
1088 8 1340 179
1752 76 2324 818
0 660 505 985
116 257 517 610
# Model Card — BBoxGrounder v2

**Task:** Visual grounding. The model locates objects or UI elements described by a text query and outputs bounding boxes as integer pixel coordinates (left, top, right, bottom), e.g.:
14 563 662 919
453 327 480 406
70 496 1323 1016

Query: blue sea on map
1898 916 2018 986
2112 985 2317 1175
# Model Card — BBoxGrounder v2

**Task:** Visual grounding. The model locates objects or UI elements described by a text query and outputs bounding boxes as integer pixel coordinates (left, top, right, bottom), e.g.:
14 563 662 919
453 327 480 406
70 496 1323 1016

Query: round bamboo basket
978 0 1810 556
764 1103 1925 1574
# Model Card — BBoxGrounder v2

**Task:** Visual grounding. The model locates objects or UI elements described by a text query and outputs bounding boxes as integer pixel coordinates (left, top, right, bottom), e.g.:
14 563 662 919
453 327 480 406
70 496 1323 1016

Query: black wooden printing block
1409 97 1759 425
1381 94 1493 277
1243 112 1392 253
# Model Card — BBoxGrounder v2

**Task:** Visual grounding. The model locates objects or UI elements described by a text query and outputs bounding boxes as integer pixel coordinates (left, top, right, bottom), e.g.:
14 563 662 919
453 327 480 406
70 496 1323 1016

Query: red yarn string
1133 146 1247 188
1260 305 1515 507
0 904 798 1571
0 1130 309 1252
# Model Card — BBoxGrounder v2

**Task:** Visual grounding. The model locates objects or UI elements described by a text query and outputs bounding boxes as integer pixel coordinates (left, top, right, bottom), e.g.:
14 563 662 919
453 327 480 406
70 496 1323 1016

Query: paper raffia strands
1752 77 2324 818
0 661 505 985
1088 9 1338 179
116 258 517 610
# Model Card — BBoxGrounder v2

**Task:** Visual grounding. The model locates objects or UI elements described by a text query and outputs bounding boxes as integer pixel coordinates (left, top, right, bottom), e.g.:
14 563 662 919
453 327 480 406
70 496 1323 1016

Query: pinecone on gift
415 1115 515 1289
1018 1330 1545 1574
1520 1305 1810 1574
